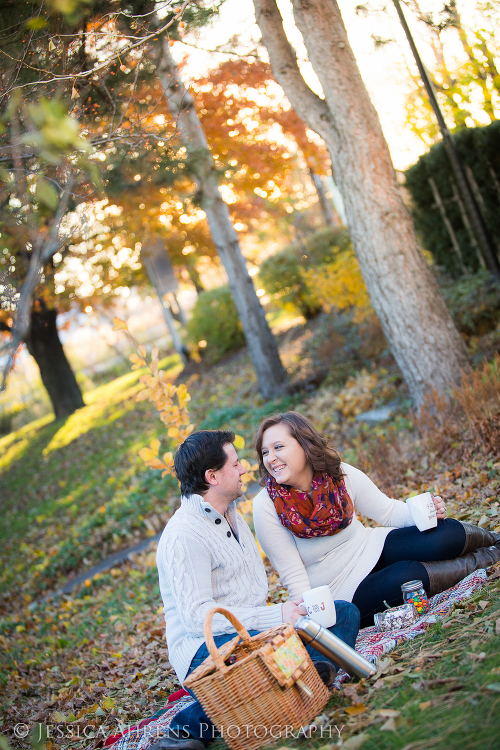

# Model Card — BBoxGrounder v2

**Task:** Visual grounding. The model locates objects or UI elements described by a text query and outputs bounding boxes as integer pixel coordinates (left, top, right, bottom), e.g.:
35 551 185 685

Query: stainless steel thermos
295 616 376 679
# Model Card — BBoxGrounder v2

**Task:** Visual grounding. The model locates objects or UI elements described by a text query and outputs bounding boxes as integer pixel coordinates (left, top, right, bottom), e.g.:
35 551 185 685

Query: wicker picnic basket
183 607 329 750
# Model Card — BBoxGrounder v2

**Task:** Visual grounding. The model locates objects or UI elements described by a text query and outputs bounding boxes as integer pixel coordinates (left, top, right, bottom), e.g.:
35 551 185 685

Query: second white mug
301 585 336 628
406 492 437 531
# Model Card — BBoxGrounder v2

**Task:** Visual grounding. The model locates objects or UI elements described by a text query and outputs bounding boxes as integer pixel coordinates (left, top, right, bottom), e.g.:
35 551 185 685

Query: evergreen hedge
405 121 500 275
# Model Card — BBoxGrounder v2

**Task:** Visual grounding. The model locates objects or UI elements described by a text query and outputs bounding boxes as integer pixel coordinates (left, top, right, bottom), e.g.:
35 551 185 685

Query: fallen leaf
376 657 393 675
378 709 400 718
345 703 366 716
343 685 362 702
495 618 500 636
383 673 405 685
478 601 489 610
380 717 398 732
485 683 500 693
419 701 431 710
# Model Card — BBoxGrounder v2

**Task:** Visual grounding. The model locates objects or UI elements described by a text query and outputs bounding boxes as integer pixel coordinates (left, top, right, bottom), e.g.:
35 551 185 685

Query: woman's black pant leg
373 519 465 571
352 560 430 629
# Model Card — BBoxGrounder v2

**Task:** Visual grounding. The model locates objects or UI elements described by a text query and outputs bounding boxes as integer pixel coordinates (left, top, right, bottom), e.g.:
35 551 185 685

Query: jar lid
401 579 424 593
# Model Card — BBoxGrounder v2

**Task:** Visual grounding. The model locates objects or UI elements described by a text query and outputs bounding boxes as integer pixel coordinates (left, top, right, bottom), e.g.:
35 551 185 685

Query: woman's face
261 423 313 492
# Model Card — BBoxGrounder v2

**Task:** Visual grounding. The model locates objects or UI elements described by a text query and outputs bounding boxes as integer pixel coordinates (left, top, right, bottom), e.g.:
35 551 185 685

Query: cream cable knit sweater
156 494 283 683
253 463 415 604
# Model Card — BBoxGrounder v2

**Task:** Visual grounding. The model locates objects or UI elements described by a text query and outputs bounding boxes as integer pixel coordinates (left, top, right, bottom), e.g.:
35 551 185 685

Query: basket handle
203 607 251 672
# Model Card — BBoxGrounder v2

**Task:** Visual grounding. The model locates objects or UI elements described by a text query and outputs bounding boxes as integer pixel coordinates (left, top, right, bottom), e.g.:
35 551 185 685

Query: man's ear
205 468 218 487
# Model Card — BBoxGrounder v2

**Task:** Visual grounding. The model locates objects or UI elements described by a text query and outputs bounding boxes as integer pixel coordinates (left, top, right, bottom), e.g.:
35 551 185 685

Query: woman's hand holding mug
432 495 446 519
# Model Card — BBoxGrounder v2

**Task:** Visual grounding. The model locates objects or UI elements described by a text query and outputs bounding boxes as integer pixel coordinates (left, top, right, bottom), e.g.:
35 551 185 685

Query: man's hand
282 599 307 625
432 494 446 519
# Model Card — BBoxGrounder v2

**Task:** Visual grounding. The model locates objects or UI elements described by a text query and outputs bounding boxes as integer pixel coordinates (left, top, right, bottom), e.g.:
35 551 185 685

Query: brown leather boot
423 543 500 596
459 521 500 554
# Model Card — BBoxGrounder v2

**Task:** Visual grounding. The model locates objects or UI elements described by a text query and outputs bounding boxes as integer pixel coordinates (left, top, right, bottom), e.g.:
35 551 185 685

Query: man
153 430 360 750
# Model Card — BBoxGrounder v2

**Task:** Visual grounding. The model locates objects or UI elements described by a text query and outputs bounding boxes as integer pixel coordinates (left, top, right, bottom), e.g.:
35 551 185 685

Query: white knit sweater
253 463 415 604
156 494 284 683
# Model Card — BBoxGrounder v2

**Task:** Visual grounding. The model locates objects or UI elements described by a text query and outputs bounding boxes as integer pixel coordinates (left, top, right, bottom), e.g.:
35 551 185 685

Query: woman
253 412 500 628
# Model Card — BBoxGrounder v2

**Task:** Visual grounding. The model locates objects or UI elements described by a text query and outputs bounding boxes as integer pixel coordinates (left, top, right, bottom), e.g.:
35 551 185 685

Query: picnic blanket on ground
335 568 487 684
106 570 487 750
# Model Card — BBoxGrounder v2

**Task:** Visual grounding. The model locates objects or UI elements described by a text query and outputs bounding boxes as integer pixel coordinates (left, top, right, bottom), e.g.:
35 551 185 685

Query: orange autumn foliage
102 58 329 281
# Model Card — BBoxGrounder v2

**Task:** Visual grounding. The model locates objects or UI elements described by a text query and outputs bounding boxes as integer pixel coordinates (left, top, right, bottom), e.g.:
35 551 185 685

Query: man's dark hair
174 430 235 496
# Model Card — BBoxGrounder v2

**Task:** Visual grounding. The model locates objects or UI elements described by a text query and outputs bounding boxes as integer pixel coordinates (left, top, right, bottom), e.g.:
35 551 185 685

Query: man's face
214 443 247 501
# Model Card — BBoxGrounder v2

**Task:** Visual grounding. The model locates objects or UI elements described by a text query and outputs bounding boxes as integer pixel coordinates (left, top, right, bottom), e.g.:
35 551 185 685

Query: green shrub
186 285 245 363
258 226 351 318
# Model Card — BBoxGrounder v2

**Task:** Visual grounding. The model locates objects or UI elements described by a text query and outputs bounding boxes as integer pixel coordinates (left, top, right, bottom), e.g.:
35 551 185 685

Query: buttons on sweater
227 531 231 538
215 518 221 525
204 508 211 512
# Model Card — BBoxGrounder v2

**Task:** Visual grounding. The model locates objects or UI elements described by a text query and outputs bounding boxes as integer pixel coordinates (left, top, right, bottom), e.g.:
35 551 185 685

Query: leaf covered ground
1 314 499 750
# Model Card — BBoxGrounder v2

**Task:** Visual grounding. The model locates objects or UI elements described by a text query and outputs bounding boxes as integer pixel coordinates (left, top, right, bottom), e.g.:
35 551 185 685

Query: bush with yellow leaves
113 317 257 490
302 247 372 323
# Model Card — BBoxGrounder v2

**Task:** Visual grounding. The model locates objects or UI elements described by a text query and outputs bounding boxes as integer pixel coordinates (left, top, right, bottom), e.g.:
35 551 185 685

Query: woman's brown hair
254 412 344 485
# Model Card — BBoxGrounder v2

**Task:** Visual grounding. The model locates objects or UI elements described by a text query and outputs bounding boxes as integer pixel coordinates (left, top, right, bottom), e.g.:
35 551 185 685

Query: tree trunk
25 305 85 420
152 40 287 400
309 168 338 226
254 0 469 408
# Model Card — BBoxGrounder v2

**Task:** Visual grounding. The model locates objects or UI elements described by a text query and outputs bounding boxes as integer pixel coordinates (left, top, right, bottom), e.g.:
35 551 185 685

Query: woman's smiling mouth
272 464 286 474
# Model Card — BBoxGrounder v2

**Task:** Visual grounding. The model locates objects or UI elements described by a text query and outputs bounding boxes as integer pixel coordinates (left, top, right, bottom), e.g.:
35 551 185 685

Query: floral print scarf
266 471 354 538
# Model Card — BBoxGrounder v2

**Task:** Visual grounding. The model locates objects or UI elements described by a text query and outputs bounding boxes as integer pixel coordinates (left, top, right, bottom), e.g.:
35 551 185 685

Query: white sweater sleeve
253 489 311 600
342 463 414 528
160 528 283 636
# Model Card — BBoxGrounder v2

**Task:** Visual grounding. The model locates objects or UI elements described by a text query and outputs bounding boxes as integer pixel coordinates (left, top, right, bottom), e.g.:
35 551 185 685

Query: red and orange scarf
266 472 354 538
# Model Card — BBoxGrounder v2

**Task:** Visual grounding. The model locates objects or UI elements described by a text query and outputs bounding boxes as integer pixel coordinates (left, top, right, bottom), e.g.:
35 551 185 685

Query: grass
319 580 500 750
0 354 182 602
0 314 499 750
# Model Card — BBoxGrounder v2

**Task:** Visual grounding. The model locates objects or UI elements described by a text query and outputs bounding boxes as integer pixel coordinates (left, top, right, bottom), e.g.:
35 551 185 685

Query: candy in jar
374 603 418 632
401 579 429 615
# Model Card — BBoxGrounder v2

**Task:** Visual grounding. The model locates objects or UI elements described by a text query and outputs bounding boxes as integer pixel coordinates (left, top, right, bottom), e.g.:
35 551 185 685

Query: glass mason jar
374 603 418 632
401 579 429 615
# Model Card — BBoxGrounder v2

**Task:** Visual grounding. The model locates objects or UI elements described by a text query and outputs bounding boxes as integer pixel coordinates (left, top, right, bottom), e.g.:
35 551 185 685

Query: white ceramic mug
406 492 438 532
301 585 336 628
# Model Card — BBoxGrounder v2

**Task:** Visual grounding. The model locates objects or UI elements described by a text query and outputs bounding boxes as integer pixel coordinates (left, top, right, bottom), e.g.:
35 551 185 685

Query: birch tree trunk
254 0 469 408
153 40 287 399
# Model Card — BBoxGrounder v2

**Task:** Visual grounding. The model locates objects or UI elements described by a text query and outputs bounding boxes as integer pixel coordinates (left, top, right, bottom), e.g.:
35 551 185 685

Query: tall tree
0 93 95 418
254 0 469 408
152 40 288 399
0 0 202 416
